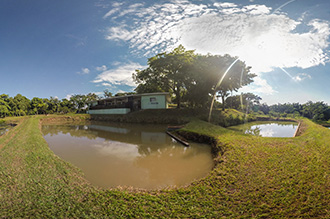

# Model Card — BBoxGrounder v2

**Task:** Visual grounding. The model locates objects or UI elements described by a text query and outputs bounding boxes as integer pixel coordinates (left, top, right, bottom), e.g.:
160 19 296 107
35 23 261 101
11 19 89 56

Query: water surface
230 121 298 137
42 122 213 189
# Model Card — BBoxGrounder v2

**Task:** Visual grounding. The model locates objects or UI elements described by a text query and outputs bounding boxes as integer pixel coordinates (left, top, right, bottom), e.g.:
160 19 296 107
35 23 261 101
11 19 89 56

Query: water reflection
230 122 298 137
42 122 213 189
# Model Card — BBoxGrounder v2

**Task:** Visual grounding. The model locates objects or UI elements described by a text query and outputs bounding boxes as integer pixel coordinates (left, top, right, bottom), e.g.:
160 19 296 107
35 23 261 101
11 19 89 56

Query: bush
280 113 287 118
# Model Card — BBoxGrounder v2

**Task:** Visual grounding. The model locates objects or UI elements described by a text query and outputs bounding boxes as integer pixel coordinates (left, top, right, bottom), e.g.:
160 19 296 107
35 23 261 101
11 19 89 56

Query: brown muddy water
42 122 213 189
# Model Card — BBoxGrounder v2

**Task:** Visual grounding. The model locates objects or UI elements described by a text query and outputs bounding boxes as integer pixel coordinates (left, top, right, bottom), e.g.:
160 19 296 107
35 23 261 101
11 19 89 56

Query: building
88 92 171 115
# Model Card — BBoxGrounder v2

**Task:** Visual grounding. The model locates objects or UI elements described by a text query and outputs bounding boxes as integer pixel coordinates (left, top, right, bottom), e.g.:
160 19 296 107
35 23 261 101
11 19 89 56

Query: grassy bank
1 114 330 217
90 108 254 127
90 108 203 124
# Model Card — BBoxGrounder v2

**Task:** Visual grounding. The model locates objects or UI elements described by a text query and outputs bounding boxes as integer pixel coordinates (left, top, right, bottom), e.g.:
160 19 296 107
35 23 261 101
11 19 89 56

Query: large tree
212 56 256 110
225 93 262 112
69 93 99 113
184 54 256 110
30 97 47 115
302 101 329 121
183 55 220 107
70 94 88 113
13 94 30 116
133 45 195 108
103 89 112 98
134 46 255 110
47 97 60 114
59 98 74 114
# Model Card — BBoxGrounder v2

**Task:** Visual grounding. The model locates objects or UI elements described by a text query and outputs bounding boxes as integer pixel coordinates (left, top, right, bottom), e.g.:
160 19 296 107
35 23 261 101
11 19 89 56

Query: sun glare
240 30 291 73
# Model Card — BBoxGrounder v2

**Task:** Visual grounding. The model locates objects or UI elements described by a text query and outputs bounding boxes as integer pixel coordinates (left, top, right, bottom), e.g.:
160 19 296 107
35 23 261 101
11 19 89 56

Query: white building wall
141 95 167 109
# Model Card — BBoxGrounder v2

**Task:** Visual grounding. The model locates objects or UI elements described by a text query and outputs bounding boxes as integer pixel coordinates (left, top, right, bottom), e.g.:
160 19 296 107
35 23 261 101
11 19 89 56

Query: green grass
1 114 330 217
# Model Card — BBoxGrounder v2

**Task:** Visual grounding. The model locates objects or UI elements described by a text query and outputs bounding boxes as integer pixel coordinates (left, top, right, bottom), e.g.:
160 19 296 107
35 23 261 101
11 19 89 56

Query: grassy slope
0 116 95 217
185 119 330 218
1 115 330 217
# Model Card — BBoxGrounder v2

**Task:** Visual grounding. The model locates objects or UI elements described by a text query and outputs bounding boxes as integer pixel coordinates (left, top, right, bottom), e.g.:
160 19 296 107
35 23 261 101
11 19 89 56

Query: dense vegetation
225 93 330 122
259 101 330 121
1 114 330 218
0 93 101 117
133 45 256 109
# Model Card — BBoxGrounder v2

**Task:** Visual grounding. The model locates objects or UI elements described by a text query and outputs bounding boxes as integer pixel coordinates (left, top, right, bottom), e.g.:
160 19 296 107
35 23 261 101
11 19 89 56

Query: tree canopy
133 45 256 109
225 93 262 113
185 54 256 109
133 45 195 108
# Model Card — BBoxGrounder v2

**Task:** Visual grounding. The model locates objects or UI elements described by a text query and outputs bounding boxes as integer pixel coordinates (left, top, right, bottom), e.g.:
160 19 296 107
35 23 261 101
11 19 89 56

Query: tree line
2 91 329 122
0 91 141 118
260 101 330 121
225 93 330 122
0 93 99 118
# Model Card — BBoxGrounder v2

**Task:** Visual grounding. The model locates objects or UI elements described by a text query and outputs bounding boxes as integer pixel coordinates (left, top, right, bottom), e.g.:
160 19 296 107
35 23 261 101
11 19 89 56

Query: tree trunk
176 89 181 108
221 95 225 111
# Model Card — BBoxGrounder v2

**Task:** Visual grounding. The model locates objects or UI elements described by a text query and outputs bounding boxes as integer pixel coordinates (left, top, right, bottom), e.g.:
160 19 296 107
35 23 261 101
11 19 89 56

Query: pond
229 121 298 137
42 122 213 189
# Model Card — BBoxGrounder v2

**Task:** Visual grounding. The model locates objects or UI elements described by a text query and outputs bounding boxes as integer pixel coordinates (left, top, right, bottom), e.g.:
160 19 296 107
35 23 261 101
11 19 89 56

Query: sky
1 0 330 105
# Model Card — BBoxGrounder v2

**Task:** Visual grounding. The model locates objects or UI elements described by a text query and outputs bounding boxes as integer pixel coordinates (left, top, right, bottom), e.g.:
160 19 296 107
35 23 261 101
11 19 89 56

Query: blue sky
1 0 330 105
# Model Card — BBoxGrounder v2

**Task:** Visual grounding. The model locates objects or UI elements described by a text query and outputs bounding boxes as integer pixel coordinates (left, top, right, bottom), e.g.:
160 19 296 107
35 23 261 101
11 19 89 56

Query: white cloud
116 89 126 94
112 61 122 66
102 82 113 87
93 91 104 96
82 68 90 74
214 2 237 8
243 5 271 15
240 76 277 95
103 8 120 19
293 73 312 82
105 26 132 41
65 92 102 100
77 67 90 75
65 94 73 100
103 1 330 95
93 62 146 87
96 65 107 71
112 2 123 8
104 2 330 73
103 2 124 19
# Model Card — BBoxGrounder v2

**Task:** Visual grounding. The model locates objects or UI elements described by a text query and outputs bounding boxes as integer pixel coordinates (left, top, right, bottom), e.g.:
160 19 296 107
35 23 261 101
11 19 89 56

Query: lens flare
279 67 295 81
208 58 240 122
273 0 296 14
